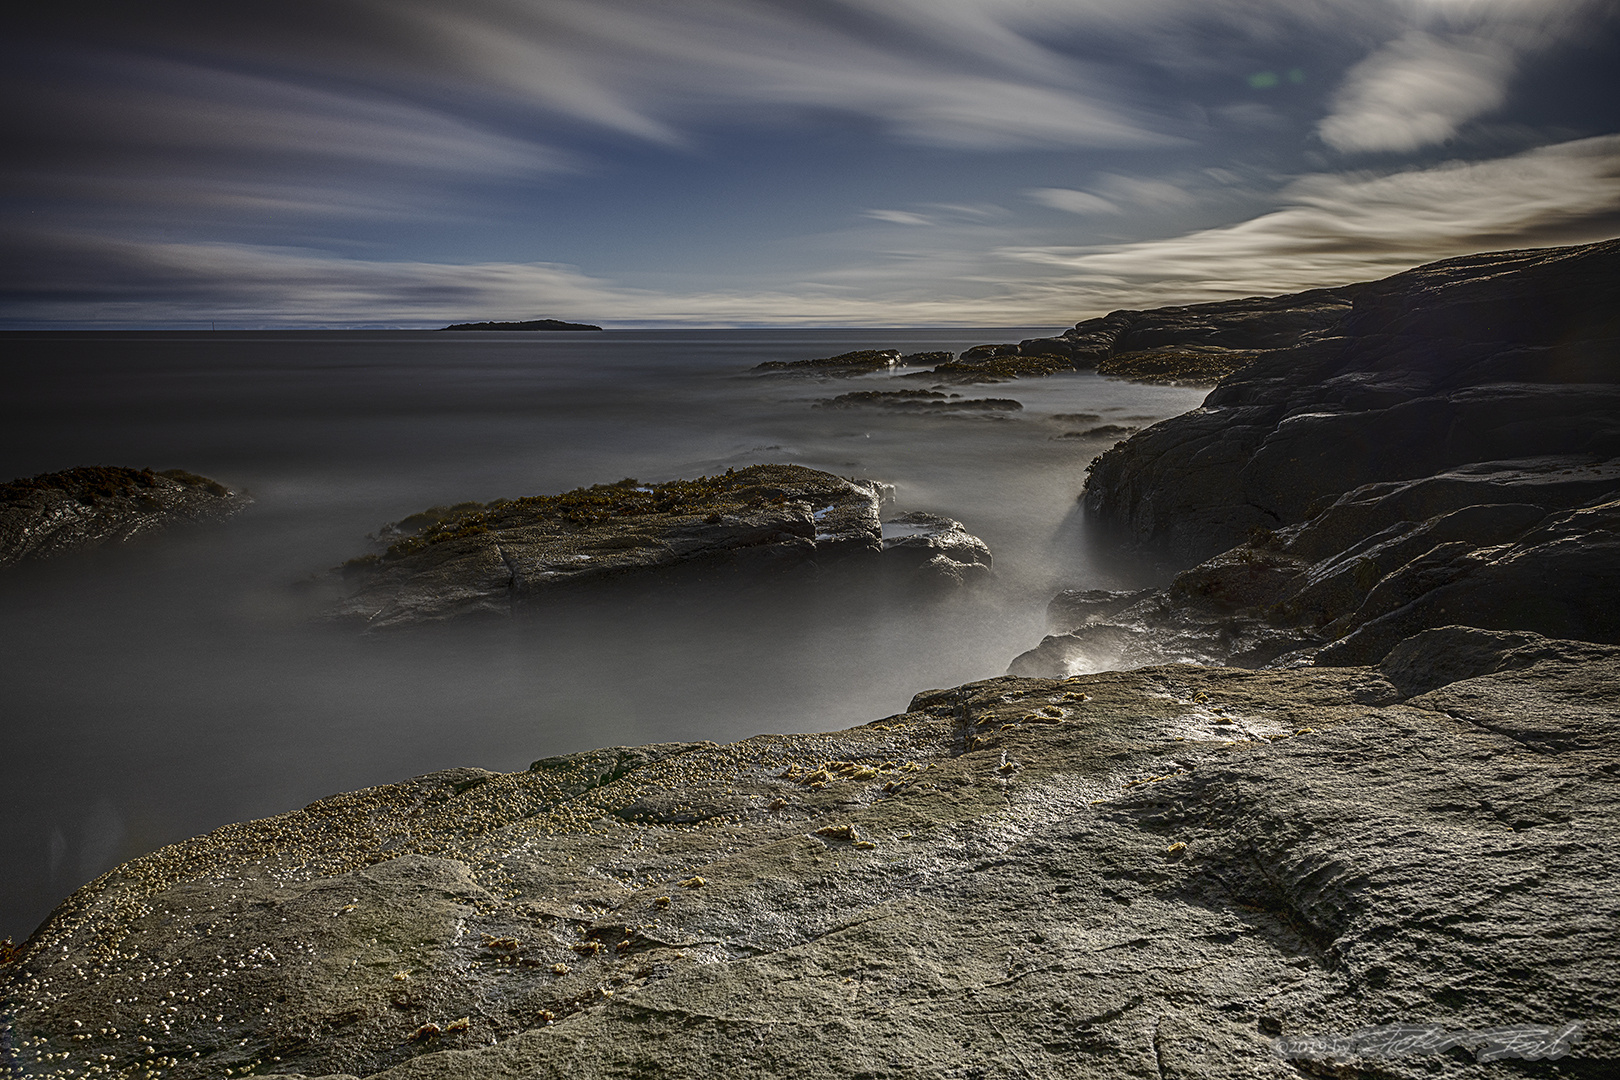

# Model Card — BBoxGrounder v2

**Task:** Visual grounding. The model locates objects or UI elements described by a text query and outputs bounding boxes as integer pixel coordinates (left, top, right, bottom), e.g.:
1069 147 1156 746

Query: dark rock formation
1015 239 1620 674
813 390 1021 413
1085 239 1620 564
333 465 991 628
5 641 1613 1078
1015 456 1620 676
0 466 248 568
752 349 909 376
438 319 601 331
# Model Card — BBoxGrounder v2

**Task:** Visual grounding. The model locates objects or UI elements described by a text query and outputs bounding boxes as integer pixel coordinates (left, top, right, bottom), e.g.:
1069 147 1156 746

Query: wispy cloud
1316 0 1604 153
1000 134 1620 308
1029 189 1121 216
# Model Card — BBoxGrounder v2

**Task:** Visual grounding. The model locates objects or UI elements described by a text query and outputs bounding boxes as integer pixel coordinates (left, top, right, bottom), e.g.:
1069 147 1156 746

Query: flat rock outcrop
5 633 1613 1078
0 466 248 568
333 465 991 628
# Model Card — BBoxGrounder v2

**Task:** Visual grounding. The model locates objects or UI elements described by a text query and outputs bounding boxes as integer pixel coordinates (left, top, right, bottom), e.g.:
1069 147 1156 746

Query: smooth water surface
0 329 1206 939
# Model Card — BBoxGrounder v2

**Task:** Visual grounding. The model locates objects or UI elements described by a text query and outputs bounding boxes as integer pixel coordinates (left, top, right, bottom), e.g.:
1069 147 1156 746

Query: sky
4 0 1619 328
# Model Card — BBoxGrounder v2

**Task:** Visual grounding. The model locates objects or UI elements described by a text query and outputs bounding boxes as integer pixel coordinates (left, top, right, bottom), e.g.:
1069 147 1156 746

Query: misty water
0 329 1206 941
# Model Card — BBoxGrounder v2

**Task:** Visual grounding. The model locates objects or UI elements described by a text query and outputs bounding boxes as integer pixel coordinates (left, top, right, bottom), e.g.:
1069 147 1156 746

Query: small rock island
438 319 603 331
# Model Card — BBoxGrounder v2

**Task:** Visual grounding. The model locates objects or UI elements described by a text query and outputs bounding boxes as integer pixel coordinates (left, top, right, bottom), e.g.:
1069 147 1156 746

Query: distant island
438 318 602 331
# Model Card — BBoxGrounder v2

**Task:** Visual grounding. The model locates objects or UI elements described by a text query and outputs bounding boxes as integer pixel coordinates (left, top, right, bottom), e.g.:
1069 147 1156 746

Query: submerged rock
0 465 248 568
332 465 991 628
813 390 1021 413
6 642 1613 1077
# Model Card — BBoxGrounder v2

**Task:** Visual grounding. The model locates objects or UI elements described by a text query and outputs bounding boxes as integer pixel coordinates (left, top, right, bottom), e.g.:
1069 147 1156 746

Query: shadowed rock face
332 465 991 628
1014 456 1620 676
4 638 1613 1078
1084 239 1620 564
0 466 248 568
1012 239 1620 674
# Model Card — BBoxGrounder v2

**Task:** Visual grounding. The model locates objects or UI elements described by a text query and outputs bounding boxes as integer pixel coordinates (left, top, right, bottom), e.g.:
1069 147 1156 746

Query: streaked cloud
864 210 935 227
2 0 1616 326
1000 134 1620 308
10 136 1616 329
1317 0 1604 153
1319 30 1515 152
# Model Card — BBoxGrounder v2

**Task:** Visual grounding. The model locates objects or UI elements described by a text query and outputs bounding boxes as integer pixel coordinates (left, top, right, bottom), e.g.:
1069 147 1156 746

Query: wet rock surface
5 643 1614 1078
332 465 991 628
0 466 248 568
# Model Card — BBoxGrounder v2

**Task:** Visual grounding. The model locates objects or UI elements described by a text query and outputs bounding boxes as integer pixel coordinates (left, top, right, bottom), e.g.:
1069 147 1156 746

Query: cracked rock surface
5 631 1614 1078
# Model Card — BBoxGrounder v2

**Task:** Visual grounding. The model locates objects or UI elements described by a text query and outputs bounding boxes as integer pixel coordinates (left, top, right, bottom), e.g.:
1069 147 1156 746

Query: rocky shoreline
4 239 1618 1077
2 629 1612 1078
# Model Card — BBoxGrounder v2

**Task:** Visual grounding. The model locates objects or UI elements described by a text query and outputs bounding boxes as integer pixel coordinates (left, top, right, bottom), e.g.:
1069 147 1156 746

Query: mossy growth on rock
379 471 785 560
0 465 229 506
922 353 1075 382
1095 348 1259 385
331 464 906 627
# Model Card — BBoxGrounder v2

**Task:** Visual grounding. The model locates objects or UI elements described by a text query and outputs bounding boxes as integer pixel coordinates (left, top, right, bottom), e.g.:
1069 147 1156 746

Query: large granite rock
333 465 991 628
1084 239 1620 564
0 466 248 568
1004 241 1620 676
4 635 1613 1078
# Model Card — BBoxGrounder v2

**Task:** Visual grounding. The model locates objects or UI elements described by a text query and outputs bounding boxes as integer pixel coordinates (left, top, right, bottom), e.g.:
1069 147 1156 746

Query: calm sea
0 329 1206 940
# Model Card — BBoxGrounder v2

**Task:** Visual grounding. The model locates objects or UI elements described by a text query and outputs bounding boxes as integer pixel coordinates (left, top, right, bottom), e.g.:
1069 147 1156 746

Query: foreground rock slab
0 466 248 569
333 465 990 628
5 631 1613 1078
